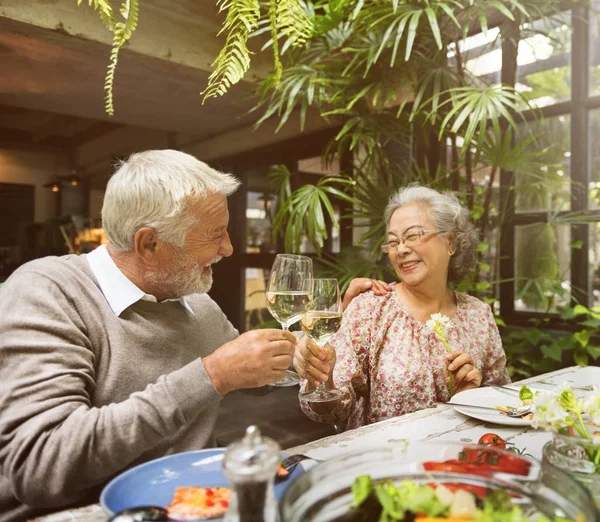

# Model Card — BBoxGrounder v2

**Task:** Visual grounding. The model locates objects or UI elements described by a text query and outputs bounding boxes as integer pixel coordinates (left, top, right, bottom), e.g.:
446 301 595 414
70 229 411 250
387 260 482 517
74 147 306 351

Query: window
499 4 600 321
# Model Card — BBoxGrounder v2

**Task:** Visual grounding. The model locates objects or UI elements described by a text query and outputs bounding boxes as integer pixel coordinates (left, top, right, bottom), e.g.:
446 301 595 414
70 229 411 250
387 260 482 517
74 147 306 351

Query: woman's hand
293 335 336 387
342 278 393 311
447 351 482 394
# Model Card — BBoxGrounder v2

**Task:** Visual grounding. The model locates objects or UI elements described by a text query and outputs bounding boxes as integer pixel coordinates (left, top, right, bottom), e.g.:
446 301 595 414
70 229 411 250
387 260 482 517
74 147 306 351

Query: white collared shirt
86 245 195 317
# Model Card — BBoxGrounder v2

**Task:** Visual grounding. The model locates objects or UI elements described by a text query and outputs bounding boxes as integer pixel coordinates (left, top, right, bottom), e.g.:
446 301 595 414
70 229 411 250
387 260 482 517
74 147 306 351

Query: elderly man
0 150 334 521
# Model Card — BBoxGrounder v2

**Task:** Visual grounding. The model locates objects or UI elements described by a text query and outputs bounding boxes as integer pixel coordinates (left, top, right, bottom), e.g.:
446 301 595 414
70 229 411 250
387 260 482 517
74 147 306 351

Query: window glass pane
455 27 501 83
244 267 273 331
516 13 572 108
515 115 571 213
589 109 600 209
514 223 571 312
458 13 572 107
590 224 600 306
590 0 600 96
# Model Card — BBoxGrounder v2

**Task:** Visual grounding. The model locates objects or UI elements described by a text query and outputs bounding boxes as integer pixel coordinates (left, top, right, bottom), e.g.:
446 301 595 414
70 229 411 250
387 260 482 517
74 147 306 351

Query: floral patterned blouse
299 290 510 430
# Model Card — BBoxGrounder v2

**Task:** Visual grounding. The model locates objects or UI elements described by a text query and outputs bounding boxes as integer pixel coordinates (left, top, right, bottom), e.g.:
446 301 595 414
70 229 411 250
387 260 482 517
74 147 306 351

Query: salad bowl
279 440 599 522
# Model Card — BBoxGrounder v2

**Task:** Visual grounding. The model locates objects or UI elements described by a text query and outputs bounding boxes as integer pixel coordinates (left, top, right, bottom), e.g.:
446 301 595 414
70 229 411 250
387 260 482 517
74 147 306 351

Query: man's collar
86 245 195 316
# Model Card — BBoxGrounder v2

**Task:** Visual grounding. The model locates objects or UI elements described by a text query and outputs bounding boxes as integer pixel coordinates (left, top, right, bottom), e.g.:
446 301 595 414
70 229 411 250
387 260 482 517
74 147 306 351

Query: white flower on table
583 386 600 427
531 390 570 430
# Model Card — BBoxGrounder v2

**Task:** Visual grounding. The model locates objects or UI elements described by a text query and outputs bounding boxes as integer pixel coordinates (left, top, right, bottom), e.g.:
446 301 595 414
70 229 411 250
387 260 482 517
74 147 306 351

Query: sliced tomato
494 454 531 476
459 449 495 464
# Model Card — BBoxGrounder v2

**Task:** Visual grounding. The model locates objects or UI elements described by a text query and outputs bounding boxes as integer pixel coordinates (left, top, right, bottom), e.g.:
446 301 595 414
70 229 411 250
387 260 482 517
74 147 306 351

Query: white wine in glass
266 254 313 387
299 278 343 402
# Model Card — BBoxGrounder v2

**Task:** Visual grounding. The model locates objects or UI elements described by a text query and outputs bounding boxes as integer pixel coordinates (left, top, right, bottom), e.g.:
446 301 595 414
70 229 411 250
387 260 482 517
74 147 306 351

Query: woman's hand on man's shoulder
342 278 394 311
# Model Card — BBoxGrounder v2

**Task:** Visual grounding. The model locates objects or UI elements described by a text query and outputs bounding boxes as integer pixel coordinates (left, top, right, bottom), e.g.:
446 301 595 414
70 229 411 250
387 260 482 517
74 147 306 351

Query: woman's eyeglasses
381 229 443 253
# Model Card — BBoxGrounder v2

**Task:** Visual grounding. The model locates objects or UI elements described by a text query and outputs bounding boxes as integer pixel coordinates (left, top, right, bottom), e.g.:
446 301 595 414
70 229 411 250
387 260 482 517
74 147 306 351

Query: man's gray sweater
0 255 238 521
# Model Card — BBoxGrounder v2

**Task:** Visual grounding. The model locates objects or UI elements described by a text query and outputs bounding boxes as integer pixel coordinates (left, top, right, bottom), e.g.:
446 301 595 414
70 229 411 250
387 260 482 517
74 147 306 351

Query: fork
275 454 322 483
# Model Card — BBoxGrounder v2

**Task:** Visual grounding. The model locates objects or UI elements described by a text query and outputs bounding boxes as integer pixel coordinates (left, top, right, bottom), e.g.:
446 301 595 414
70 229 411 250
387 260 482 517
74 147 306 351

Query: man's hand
203 329 297 395
342 278 393 310
447 351 482 394
293 335 336 387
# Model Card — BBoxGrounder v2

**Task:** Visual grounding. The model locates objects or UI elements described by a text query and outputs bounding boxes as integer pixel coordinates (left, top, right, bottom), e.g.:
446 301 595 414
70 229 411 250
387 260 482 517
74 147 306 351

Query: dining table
30 364 599 522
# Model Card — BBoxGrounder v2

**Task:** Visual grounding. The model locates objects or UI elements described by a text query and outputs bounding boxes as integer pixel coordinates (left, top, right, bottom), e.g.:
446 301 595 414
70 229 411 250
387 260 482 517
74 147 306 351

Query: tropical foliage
240 0 591 377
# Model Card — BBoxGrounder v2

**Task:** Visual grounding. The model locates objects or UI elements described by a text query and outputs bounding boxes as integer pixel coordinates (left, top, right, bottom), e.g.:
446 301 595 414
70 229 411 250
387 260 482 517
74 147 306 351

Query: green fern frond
78 0 115 30
269 0 282 86
103 0 140 116
276 0 314 51
202 0 261 102
77 0 138 116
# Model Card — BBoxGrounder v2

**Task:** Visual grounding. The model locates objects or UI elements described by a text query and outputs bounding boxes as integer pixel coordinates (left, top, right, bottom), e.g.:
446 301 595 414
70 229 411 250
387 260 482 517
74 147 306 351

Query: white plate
450 387 533 426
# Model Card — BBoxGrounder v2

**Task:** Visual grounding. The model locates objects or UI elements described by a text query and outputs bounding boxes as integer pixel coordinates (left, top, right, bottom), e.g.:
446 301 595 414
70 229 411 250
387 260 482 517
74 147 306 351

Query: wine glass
299 278 343 402
266 254 313 387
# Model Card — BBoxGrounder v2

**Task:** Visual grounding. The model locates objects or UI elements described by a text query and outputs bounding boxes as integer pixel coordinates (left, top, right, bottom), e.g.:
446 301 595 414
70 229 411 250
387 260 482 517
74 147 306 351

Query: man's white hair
102 150 240 251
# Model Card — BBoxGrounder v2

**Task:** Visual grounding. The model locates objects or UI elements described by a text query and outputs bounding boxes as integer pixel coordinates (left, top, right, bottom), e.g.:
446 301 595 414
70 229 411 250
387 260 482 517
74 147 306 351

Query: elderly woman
294 185 510 430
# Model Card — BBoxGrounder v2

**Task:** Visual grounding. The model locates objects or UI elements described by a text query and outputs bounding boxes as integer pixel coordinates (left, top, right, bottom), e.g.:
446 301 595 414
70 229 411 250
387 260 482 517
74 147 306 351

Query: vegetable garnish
349 477 564 522
519 385 534 404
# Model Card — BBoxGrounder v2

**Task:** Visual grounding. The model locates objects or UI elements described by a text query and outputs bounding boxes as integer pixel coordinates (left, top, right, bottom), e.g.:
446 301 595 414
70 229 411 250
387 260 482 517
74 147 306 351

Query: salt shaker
223 425 280 522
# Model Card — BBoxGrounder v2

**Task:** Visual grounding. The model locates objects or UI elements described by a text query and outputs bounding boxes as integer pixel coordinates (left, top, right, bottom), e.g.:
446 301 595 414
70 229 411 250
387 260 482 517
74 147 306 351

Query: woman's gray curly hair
384 184 478 283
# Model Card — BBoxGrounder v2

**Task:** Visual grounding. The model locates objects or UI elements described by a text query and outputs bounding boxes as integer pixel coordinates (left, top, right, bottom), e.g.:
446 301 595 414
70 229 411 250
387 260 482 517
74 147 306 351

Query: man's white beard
148 248 222 297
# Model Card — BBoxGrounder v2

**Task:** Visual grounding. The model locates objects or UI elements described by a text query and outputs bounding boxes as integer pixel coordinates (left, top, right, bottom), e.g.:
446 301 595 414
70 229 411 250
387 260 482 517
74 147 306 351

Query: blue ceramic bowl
101 448 304 516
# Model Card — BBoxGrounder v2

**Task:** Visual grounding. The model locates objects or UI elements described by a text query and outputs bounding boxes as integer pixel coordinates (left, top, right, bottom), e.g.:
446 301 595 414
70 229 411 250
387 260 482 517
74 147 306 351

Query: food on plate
276 463 290 479
493 385 535 420
519 385 534 405
347 476 563 522
477 433 506 449
166 487 231 520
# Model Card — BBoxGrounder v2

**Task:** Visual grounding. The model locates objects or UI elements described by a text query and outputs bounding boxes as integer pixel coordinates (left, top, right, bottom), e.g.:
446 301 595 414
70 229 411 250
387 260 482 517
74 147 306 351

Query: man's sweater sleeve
0 272 221 508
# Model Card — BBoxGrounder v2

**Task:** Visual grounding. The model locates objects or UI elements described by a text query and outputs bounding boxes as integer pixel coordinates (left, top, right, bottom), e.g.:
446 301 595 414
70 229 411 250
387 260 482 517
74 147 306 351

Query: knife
491 385 521 396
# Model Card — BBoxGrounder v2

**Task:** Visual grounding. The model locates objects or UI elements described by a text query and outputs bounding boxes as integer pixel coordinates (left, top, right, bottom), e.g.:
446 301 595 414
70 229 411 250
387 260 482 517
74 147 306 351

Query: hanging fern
77 0 115 31
276 0 314 52
202 0 261 102
269 0 283 86
78 0 139 117
105 0 139 116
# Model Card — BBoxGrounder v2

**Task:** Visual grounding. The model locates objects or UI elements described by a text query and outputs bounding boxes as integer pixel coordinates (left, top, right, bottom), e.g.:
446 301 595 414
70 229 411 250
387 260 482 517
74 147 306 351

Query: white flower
531 390 570 430
584 386 600 426
431 313 450 326
426 313 450 333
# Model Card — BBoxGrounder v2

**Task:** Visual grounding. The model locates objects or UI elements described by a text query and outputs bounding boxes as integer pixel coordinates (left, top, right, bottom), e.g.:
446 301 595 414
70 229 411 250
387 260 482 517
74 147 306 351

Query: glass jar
279 441 599 522
542 431 600 508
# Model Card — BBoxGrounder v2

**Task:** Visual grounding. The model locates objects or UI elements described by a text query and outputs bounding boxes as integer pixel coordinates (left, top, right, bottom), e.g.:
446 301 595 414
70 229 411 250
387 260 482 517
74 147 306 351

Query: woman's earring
448 248 455 256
